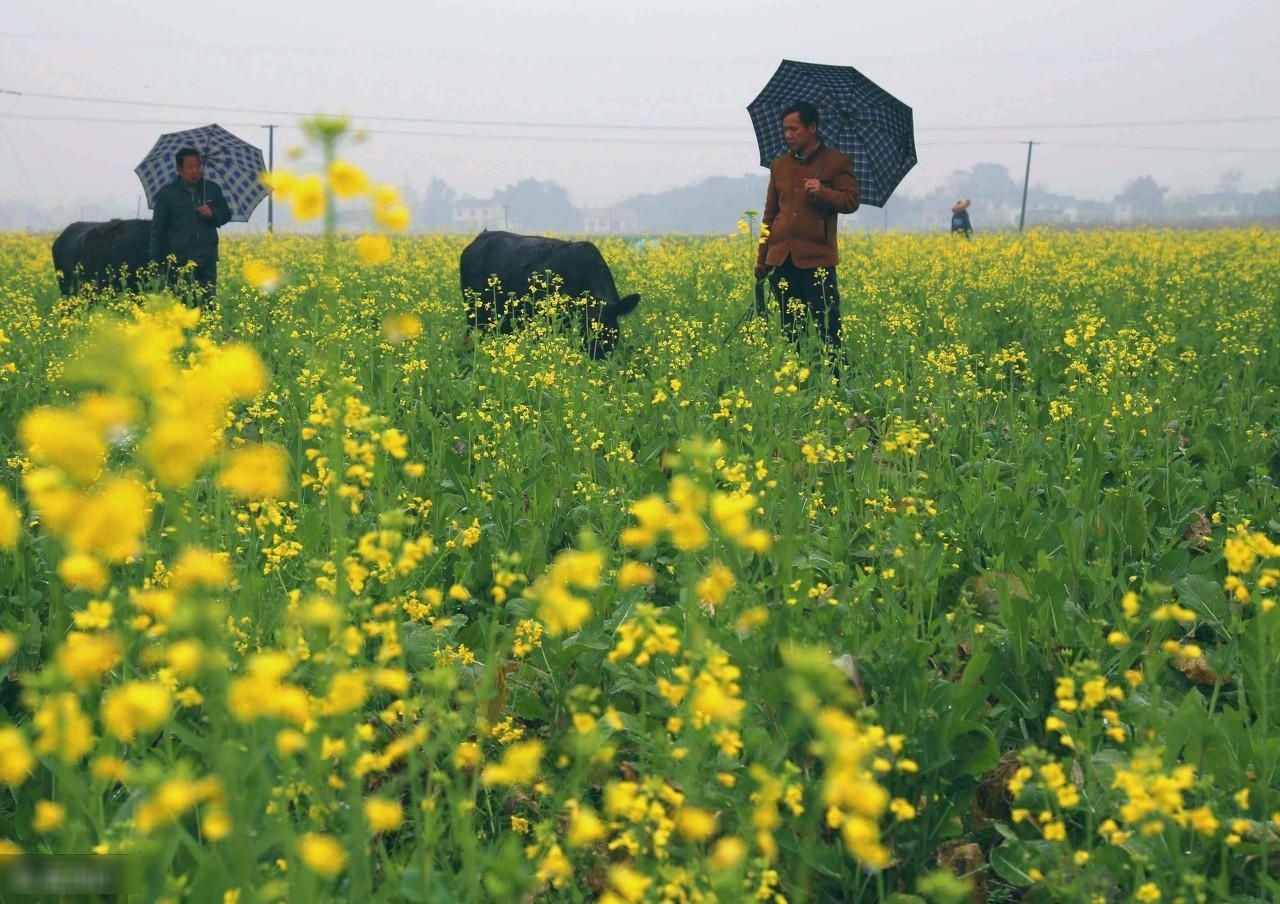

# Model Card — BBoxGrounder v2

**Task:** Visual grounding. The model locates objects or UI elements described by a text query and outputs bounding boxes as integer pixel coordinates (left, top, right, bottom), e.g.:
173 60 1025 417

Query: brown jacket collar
791 142 825 164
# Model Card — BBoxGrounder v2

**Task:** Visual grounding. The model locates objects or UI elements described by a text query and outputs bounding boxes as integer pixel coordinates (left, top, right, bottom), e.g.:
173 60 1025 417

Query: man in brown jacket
754 101 861 351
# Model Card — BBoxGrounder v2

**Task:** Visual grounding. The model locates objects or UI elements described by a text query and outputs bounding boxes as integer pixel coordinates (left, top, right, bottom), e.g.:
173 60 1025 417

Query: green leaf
946 721 1001 777
1161 689 1207 764
1150 544 1190 583
960 650 993 689
1176 574 1229 626
989 838 1048 886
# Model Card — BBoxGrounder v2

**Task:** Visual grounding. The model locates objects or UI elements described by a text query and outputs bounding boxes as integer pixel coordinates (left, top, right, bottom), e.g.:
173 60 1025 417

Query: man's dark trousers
766 255 841 349
166 259 217 307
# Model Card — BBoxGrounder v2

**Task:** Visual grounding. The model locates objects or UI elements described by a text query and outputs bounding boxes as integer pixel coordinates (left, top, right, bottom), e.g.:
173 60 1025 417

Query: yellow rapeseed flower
20 408 106 484
259 170 296 199
242 259 282 292
327 160 370 199
840 815 890 869
276 729 308 757
382 314 422 344
667 510 709 552
529 548 603 636
1224 535 1258 574
290 174 325 222
55 632 122 687
143 418 220 488
617 560 656 589
370 186 410 231
219 444 289 499
298 833 347 878
696 563 736 609
66 477 151 563
0 727 35 786
71 599 113 631
674 806 717 841
535 843 573 888
364 797 404 833
205 344 268 401
318 670 370 716
57 553 109 592
33 801 64 834
481 740 544 786
203 808 232 841
710 836 746 870
0 488 20 550
356 234 393 264
165 639 204 679
606 865 651 903
170 548 231 593
566 800 607 846
379 429 408 459
32 693 95 763
454 741 481 769
101 681 173 742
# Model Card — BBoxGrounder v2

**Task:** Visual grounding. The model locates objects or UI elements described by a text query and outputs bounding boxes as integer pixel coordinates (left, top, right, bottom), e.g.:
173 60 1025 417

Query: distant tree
419 178 457 230
1216 168 1244 194
616 175 769 233
399 182 421 214
1255 185 1280 218
1116 176 1167 218
494 179 579 232
941 163 1021 205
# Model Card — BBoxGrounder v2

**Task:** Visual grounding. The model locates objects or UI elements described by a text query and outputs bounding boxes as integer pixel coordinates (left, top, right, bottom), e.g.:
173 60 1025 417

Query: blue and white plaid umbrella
748 60 917 207
135 123 269 222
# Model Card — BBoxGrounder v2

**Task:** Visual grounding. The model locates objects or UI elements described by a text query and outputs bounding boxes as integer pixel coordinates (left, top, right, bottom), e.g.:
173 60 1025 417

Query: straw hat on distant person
952 199 971 213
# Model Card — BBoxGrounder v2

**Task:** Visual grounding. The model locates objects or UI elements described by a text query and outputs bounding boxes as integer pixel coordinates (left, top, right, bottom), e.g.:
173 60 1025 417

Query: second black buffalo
51 219 153 296
460 231 640 357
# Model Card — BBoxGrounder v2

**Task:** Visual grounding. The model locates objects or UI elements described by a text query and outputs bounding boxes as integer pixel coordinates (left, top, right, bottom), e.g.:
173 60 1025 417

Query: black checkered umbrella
135 123 269 222
748 59 916 207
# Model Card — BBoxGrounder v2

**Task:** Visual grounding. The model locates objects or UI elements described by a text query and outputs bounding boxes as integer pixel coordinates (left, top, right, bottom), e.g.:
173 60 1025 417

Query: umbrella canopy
135 124 269 222
748 59 916 207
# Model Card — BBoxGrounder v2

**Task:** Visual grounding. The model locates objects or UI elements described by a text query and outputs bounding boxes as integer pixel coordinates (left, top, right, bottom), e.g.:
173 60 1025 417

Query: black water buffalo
460 231 640 357
51 219 153 295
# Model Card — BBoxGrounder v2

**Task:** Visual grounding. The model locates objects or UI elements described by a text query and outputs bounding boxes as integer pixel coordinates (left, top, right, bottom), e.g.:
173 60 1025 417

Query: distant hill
613 174 770 234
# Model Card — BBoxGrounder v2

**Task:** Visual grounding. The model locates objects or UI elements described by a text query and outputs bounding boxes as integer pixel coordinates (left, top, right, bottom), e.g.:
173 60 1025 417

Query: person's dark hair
783 101 820 128
175 147 201 169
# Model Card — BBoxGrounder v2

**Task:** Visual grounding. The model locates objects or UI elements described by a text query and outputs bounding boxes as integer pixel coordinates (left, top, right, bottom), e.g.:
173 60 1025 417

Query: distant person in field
951 199 973 237
755 101 861 353
149 147 231 305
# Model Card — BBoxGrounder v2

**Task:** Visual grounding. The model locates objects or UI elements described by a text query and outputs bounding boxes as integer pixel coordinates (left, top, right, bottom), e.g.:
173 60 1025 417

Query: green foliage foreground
1 223 1279 903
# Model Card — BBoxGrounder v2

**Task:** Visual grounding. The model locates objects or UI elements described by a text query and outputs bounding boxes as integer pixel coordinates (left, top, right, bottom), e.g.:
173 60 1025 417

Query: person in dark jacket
951 199 973 237
149 147 231 304
754 101 860 352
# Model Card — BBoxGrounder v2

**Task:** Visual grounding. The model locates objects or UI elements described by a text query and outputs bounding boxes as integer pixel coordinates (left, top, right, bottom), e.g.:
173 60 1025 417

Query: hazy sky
2 0 1278 226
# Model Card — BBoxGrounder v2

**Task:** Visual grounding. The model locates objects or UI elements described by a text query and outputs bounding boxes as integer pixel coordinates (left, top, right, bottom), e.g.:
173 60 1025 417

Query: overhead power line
0 112 266 130
1047 141 1280 153
7 30 1276 64
923 116 1280 132
3 112 1278 155
4 87 1280 134
0 89 733 133
0 112 984 147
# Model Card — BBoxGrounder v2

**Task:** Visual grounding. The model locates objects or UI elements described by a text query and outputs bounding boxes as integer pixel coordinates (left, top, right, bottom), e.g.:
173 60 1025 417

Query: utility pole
1018 140 1036 232
136 196 141 218
263 124 276 233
